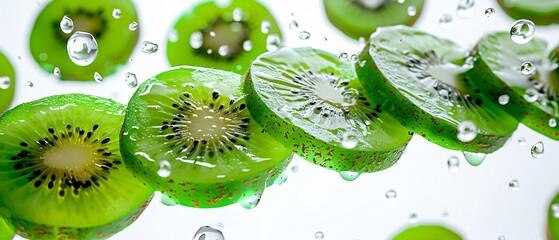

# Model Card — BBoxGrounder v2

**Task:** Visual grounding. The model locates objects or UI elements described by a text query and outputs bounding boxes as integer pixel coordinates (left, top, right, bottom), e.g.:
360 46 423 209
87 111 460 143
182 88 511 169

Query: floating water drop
26 81 34 88
447 156 460 172
385 190 397 199
60 15 74 34
463 151 487 166
112 8 121 19
261 20 271 34
168 30 179 42
439 14 453 29
315 231 324 239
457 121 477 142
409 213 418 223
485 7 495 17
341 131 358 149
157 160 171 178
520 61 535 75
242 40 253 51
289 20 299 30
125 72 138 88
53 67 60 77
508 179 519 190
339 52 348 60
190 32 203 49
518 137 526 145
457 0 475 19
66 31 98 66
94 72 102 82
193 226 224 240
339 171 360 181
551 203 559 218
498 235 505 240
218 45 229 57
129 21 138 31
0 76 10 89
141 41 158 54
266 34 281 51
498 94 510 105
549 118 557 128
232 8 243 22
510 19 535 44
530 141 544 158
299 31 311 40
291 164 299 173
239 191 262 209
523 88 538 102
407 5 417 16
349 54 359 63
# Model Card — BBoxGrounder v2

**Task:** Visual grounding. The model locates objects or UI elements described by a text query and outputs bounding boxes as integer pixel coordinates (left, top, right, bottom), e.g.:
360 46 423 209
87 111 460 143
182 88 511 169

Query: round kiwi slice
466 32 559 140
391 225 462 240
29 0 139 80
0 51 15 113
120 66 293 208
0 94 153 238
244 47 411 174
166 0 282 74
323 0 424 40
497 0 559 25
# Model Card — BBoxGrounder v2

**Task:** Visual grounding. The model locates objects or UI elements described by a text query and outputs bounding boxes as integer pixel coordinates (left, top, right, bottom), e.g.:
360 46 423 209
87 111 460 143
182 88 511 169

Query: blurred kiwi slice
0 51 15 113
356 26 518 153
166 0 282 74
0 94 153 239
467 32 559 140
323 0 424 39
497 0 559 25
121 66 293 208
244 47 411 174
391 225 463 240
29 0 139 80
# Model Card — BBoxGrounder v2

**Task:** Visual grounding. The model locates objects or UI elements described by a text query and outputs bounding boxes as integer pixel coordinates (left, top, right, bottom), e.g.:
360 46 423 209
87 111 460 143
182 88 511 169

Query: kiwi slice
0 94 153 239
391 225 462 240
356 26 518 153
29 0 139 80
497 0 559 25
0 51 15 113
120 66 293 208
466 32 559 140
166 0 282 74
323 0 424 40
244 47 411 174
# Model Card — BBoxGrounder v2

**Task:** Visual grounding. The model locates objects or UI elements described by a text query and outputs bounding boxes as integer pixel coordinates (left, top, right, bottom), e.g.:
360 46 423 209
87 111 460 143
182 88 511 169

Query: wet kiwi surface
497 0 559 25
391 225 462 240
0 94 153 239
166 0 282 74
120 66 293 208
244 47 412 174
29 0 139 80
356 26 518 153
0 51 15 113
466 32 559 140
323 0 424 39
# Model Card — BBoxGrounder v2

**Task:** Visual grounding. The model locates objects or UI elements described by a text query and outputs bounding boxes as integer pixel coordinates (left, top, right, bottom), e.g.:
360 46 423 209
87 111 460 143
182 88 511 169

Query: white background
1 0 559 239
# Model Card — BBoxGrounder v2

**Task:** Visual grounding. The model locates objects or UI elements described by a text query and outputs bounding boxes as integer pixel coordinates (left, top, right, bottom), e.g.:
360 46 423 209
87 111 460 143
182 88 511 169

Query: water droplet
523 88 538 102
549 118 557 128
217 222 225 228
358 37 366 48
129 21 138 31
409 213 418 223
397 0 405 3
26 81 34 88
299 31 311 40
239 191 262 209
274 172 288 185
498 94 510 105
315 231 324 239
518 137 526 145
520 61 535 75
508 179 519 190
457 121 477 142
232 8 243 22
339 52 348 60
485 7 495 17
94 72 102 82
349 54 359 63
218 45 229 57
66 31 98 66
190 32 203 49
160 193 178 206
157 160 171 178
112 8 121 19
0 76 10 89
266 34 281 51
242 40 253 51
498 235 506 240
341 131 358 149
447 156 460 172
125 72 138 88
551 203 559 218
463 152 487 166
289 20 299 30
141 41 158 54
407 5 417 16
193 226 224 240
323 37 328 42
261 20 271 34
168 30 179 42
439 14 453 29
60 15 74 34
53 67 60 77
457 0 475 19
385 190 397 199
339 171 360 181
510 19 535 44
291 164 299 173
531 141 544 158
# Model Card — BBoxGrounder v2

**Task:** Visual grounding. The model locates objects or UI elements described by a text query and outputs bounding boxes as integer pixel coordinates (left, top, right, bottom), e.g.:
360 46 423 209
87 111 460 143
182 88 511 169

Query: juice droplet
192 226 224 240
385 189 397 199
26 81 34 88
0 76 10 89
339 171 360 181
551 203 559 218
510 19 535 44
530 141 544 158
53 67 60 77
261 20 271 34
125 72 138 88
457 0 475 19
407 6 417 16
341 131 358 149
409 213 418 223
66 31 98 66
508 179 519 190
463 151 486 166
60 15 74 34
447 156 460 172
266 34 281 51
94 72 103 82
239 191 262 209
549 118 557 128
498 94 510 105
190 32 203 49
439 14 453 29
457 121 477 142
315 231 324 239
157 160 171 178
520 61 535 75
112 8 121 19
299 31 311 40
339 52 348 60
129 21 138 31
485 7 495 17
243 40 253 51
141 41 159 54
523 88 539 102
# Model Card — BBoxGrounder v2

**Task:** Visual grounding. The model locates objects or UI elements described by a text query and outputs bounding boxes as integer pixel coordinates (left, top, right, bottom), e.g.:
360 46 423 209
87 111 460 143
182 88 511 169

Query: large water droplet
289 20 299 30
457 121 477 142
341 131 358 149
439 14 453 29
66 31 98 66
0 76 11 89
510 19 535 44
261 20 271 34
508 179 519 190
339 171 360 181
242 40 253 51
463 152 487 166
193 226 225 240
129 21 138 31
157 160 171 178
520 61 535 75
457 0 475 19
530 141 544 158
523 88 539 102
498 94 510 105
141 41 158 54
266 34 281 51
94 72 102 82
112 8 121 19
190 32 203 49
299 31 311 40
485 7 495 17
407 6 417 16
239 191 262 209
447 156 460 172
60 15 74 34
551 203 559 218
339 52 348 60
315 231 324 239
125 72 138 88
549 118 557 128
385 190 397 199
53 67 60 77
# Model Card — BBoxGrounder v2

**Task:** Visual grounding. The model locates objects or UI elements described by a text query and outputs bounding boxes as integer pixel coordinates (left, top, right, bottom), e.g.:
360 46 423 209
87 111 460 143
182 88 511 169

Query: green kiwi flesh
548 190 559 240
0 94 153 238
466 32 559 140
497 0 559 25
356 26 518 153
0 51 15 113
244 47 411 173
29 0 139 80
166 0 282 74
391 225 462 240
0 216 14 240
323 0 424 39
121 66 293 208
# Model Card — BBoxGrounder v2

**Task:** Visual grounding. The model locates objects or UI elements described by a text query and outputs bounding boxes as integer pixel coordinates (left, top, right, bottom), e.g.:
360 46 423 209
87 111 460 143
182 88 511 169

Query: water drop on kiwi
510 19 535 44
0 76 10 89
59 15 73 34
66 31 98 66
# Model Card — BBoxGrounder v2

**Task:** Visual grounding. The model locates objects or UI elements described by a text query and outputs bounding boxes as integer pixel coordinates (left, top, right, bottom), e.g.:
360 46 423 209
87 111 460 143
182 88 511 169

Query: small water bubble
407 5 417 16
141 41 158 54
551 203 559 218
463 152 487 166
232 7 243 22
168 30 179 42
94 72 102 82
342 88 359 105
518 137 526 145
409 213 418 223
60 15 74 34
508 179 519 190
266 34 281 51
128 21 138 31
190 32 203 49
549 118 557 128
510 19 535 44
112 8 121 19
498 94 510 105
207 49 213 54
457 121 477 142
261 20 271 34
239 191 262 209
339 171 360 181
125 72 138 88
530 141 544 158
447 156 460 172
291 164 299 173
439 14 453 29
67 31 98 66
322 36 328 42
242 40 253 51
53 67 60 77
498 235 505 240
339 52 348 60
218 45 229 57
520 61 535 75
157 160 171 178
341 131 358 149
349 54 359 63
385 190 397 199
26 81 34 88
315 231 324 239
193 226 224 240
523 88 538 102
457 0 475 19
485 7 495 17
289 20 299 30
299 31 311 40
0 76 10 89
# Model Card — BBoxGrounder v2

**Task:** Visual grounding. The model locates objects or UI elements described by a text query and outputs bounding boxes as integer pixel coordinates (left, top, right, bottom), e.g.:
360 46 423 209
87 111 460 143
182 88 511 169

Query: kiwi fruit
0 216 14 240
166 0 282 74
0 51 15 113
466 32 559 140
548 190 559 240
120 66 293 208
497 0 559 25
391 225 462 240
244 47 411 174
29 0 139 80
0 94 153 239
323 0 424 40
